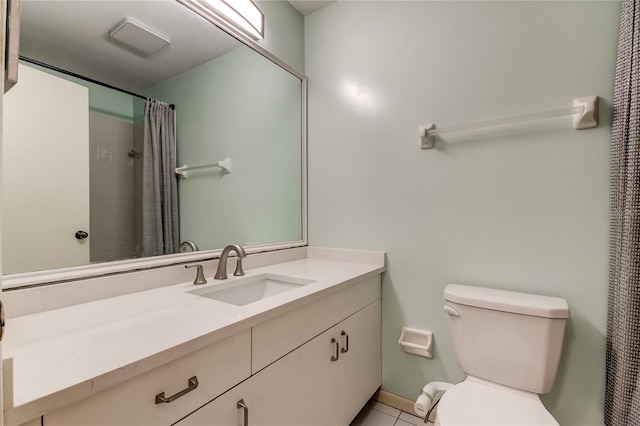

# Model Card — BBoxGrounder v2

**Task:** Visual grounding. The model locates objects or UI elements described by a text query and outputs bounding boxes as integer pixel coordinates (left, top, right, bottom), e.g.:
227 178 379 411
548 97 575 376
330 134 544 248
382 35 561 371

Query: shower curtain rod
19 56 175 109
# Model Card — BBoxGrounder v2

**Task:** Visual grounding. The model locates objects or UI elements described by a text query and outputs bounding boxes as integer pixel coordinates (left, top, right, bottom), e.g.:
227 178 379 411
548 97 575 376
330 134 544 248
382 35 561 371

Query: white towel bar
420 95 599 149
175 157 232 178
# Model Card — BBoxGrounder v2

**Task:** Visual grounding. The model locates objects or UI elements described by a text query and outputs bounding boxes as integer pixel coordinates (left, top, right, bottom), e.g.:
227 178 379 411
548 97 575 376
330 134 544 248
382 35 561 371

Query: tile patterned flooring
351 400 433 426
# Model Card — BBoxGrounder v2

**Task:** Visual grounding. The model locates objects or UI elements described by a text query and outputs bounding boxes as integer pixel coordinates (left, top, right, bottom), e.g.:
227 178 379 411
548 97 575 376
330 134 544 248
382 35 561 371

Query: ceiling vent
109 18 170 56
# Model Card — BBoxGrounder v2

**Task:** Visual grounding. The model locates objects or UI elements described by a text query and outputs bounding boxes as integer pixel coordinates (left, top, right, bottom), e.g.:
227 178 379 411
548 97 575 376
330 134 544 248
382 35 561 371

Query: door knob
75 231 89 240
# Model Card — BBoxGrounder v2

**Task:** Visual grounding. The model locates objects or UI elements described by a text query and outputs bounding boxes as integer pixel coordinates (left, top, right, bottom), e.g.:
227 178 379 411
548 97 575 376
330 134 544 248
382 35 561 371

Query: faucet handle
185 264 207 285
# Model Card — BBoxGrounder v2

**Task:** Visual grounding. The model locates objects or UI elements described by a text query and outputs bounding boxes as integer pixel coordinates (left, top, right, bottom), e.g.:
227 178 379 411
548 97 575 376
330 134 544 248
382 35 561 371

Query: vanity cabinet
251 276 381 374
40 275 382 426
177 299 381 426
251 299 382 425
43 330 251 426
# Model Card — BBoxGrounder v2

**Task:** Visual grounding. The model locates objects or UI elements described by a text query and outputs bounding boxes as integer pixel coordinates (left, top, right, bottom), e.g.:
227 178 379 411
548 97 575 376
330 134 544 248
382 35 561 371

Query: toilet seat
435 376 559 426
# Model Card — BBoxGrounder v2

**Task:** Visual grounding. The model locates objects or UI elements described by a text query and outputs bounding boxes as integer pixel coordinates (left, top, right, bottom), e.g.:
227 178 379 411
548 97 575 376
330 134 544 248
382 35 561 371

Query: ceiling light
191 0 264 40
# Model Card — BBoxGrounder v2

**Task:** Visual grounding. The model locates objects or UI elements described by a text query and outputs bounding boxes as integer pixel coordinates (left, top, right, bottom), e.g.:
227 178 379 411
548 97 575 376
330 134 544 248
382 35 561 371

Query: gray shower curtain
606 0 640 424
142 99 179 256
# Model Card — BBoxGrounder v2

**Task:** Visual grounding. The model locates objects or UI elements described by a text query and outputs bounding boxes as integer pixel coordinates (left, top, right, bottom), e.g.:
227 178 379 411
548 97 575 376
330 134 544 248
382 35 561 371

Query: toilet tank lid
444 284 569 319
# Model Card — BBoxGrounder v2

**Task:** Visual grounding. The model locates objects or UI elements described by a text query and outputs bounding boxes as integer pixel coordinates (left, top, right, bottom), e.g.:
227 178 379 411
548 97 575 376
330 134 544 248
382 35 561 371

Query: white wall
305 1 620 424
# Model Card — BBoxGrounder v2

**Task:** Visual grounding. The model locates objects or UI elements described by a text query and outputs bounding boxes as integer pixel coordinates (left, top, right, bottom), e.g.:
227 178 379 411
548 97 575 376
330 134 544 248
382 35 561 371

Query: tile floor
351 400 433 426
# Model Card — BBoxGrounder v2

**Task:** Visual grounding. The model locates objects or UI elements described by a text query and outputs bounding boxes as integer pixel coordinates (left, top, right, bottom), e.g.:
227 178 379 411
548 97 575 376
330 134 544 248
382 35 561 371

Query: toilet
435 283 570 425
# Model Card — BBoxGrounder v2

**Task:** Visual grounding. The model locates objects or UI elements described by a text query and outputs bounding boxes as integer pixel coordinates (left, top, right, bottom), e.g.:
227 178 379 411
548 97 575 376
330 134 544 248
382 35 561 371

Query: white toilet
435 283 570 425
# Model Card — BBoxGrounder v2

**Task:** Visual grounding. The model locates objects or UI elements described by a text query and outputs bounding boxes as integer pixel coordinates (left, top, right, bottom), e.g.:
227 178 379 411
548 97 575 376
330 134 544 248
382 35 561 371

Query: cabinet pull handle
155 376 199 404
341 330 350 353
237 399 249 426
331 337 339 362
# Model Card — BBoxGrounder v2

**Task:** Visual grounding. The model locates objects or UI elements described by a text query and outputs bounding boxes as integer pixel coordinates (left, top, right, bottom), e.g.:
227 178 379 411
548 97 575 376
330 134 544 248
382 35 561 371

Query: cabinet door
250 326 338 426
336 300 382 424
250 300 381 426
175 381 251 426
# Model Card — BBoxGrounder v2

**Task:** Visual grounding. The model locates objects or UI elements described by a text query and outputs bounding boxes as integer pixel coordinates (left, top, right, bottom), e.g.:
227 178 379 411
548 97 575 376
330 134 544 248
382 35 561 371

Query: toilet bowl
435 376 558 425
419 284 569 426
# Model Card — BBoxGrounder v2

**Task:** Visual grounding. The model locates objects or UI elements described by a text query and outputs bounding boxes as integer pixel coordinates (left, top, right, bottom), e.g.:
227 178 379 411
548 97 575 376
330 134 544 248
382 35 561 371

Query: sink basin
188 273 314 306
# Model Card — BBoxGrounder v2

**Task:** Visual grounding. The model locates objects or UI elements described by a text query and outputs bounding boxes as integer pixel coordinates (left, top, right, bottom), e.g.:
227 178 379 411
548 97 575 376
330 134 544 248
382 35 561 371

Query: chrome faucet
180 240 199 252
214 244 247 280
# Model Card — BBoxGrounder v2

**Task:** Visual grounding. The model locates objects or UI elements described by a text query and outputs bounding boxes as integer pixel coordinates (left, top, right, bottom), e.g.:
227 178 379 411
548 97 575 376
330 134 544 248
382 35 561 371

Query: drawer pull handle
237 399 249 426
155 376 199 404
341 330 349 353
331 337 339 362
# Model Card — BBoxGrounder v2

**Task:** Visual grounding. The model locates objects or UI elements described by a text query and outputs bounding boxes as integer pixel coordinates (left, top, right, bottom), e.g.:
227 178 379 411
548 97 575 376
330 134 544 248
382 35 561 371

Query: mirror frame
2 0 308 290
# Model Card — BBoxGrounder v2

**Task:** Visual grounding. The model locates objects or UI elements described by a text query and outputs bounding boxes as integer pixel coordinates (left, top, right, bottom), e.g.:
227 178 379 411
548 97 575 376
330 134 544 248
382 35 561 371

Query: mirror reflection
2 0 304 275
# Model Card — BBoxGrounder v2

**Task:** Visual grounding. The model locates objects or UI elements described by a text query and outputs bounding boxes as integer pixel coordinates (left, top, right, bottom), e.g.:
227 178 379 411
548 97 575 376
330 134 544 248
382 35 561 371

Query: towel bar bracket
573 95 599 130
420 123 436 149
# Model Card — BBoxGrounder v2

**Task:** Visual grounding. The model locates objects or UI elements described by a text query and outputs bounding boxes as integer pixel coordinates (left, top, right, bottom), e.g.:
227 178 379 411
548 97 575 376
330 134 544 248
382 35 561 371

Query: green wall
257 0 305 72
143 0 304 251
145 45 302 250
305 1 620 424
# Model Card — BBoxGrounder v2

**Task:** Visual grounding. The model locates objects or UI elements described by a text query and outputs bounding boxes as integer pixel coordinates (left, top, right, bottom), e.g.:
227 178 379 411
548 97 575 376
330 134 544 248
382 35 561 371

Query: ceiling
288 0 334 16
19 0 333 93
20 1 241 92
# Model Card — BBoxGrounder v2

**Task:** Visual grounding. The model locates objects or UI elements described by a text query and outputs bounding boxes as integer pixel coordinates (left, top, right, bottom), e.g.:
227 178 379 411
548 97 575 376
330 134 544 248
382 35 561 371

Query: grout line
361 397 429 426
369 406 399 420
370 400 402 420
380 400 402 419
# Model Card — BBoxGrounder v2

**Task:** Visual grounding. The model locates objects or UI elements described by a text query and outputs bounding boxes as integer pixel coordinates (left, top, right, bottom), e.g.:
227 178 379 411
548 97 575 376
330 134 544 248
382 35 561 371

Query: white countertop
3 248 384 426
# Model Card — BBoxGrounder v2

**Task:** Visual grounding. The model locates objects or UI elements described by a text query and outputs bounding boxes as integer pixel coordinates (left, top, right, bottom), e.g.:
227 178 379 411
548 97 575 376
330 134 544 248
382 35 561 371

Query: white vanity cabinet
177 292 381 426
42 330 251 426
251 299 382 425
251 275 381 373
31 272 383 426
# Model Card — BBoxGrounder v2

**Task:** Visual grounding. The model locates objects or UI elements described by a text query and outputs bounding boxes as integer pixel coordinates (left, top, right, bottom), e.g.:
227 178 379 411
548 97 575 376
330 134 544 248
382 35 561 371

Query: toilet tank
444 284 569 394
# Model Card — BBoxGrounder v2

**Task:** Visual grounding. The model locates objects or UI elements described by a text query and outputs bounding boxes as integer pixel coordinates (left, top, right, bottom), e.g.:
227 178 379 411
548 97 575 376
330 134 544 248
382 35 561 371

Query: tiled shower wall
133 120 144 257
89 112 141 262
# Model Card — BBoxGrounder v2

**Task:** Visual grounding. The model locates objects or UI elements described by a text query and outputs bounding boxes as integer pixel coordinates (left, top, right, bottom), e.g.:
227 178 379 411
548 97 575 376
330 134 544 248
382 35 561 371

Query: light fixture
191 0 264 40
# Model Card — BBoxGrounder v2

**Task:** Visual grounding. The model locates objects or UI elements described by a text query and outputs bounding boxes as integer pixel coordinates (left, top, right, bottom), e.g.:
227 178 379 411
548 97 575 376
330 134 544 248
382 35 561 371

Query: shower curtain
606 0 640 424
142 99 179 256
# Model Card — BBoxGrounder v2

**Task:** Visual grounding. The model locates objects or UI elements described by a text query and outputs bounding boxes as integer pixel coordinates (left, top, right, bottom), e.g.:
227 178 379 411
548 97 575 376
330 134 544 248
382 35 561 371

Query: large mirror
2 0 306 282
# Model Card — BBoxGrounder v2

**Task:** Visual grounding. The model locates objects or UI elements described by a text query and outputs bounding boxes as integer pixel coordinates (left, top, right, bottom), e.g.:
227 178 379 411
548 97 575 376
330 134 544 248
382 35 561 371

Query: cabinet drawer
252 275 381 373
44 329 251 426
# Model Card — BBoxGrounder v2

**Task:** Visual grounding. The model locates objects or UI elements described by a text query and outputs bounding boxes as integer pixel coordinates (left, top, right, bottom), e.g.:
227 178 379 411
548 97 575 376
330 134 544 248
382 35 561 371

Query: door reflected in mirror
2 0 305 276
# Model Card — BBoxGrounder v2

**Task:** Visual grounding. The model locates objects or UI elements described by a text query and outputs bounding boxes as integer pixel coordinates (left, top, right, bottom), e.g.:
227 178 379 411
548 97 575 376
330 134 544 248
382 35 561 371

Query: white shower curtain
141 99 179 256
606 0 640 424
